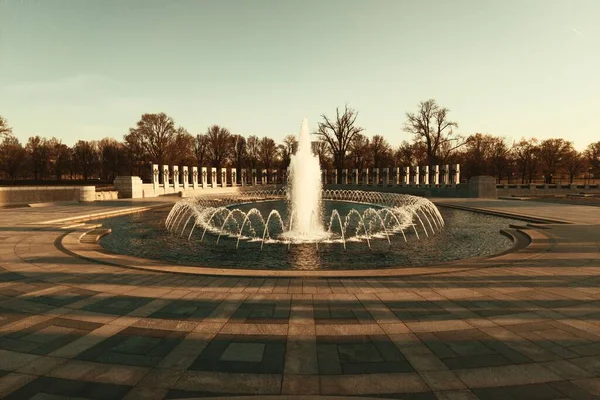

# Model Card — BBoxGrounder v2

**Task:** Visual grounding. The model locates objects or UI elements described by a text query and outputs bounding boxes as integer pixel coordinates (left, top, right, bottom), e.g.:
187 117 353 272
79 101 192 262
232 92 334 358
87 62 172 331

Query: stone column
420 165 429 186
241 169 246 186
332 169 338 185
261 169 267 185
271 169 278 184
162 165 169 194
401 167 408 186
382 168 389 185
114 176 143 199
432 165 440 185
201 167 208 188
182 166 189 190
221 168 227 187
452 164 461 185
395 167 401 185
342 169 348 184
152 163 160 194
230 169 237 186
252 169 257 185
192 167 198 189
172 166 180 191
411 166 419 186
352 169 359 185
372 168 379 186
362 169 369 186
211 167 217 188
442 165 450 186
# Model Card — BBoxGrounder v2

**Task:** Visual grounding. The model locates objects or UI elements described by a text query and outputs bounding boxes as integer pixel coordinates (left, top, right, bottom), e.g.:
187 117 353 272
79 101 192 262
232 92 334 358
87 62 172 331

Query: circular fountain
164 118 444 250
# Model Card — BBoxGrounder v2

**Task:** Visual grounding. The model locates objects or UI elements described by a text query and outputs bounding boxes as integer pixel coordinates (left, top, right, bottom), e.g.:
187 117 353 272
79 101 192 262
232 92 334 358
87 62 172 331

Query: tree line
1 100 599 184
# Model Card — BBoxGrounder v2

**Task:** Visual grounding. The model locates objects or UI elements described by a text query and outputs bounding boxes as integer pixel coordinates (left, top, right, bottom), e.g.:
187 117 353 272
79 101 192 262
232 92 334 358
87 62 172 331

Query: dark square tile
4 376 132 400
472 383 566 400
82 296 153 316
318 335 414 375
75 326 185 367
149 299 215 321
189 334 286 374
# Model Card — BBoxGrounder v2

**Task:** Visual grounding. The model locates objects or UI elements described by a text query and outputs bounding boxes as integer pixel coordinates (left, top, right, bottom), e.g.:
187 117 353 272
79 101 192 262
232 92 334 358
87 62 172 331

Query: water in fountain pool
99 206 523 270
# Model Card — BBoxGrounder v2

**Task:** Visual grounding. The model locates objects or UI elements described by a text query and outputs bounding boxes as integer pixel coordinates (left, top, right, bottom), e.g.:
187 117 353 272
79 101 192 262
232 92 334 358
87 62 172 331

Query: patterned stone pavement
0 199 600 399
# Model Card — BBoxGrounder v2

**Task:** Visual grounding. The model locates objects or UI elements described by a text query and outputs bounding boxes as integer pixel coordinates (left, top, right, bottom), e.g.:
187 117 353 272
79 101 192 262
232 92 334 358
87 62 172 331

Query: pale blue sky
0 0 598 149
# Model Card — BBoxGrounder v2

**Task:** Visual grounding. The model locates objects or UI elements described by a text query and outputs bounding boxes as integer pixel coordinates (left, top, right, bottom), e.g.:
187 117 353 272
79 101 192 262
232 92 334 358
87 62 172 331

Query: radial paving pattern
1 199 600 400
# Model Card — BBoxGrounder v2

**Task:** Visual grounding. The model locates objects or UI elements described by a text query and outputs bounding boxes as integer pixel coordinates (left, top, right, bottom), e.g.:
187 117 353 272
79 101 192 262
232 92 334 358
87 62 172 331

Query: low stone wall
497 184 600 197
0 186 96 205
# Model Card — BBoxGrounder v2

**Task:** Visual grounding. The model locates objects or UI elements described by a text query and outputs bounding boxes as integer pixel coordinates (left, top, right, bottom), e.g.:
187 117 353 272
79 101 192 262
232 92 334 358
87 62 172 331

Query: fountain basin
99 191 523 270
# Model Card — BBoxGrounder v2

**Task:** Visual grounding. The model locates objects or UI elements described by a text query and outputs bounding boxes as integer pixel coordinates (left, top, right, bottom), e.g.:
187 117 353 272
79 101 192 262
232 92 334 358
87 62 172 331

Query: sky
0 0 599 150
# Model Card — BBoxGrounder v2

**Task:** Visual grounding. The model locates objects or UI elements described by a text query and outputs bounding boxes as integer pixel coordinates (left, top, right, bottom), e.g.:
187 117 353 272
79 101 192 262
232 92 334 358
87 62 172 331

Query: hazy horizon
1 0 598 150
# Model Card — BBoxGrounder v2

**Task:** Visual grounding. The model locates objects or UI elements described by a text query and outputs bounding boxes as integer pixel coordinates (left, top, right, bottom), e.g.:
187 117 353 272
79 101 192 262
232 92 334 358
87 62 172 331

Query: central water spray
284 117 327 240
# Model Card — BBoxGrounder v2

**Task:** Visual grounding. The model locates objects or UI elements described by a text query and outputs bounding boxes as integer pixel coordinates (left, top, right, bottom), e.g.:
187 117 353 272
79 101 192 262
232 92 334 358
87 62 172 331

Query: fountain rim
64 221 532 277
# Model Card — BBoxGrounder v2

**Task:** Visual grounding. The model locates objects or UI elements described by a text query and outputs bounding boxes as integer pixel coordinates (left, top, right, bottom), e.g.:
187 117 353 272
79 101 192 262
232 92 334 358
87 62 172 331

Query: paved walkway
0 199 599 399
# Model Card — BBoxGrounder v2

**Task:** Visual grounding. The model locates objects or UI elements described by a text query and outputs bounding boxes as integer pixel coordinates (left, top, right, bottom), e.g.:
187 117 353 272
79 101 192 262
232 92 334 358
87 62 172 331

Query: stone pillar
261 169 267 185
411 166 419 186
332 169 338 185
372 168 379 186
230 169 237 186
271 169 278 184
442 165 450 186
79 186 96 202
162 165 169 194
114 176 143 199
201 167 207 188
352 169 359 185
172 166 179 191
211 167 217 188
342 169 348 184
395 167 401 185
402 167 409 185
432 165 440 185
192 167 198 189
182 166 189 190
452 164 461 185
221 168 227 187
362 169 369 186
241 169 246 186
468 176 498 198
382 168 389 185
252 169 257 185
420 165 429 186
152 163 160 194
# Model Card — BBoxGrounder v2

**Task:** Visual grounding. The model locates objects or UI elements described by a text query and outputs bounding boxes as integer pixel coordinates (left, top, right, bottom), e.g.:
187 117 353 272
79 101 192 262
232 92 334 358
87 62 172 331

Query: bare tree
229 134 247 180
0 136 26 181
72 140 99 180
315 105 364 183
538 138 571 183
47 138 72 180
563 148 587 183
194 134 209 167
205 125 231 167
26 136 50 180
0 116 12 138
370 135 392 168
404 99 465 164
246 135 261 169
259 137 278 169
171 128 195 167
279 135 298 167
348 134 370 169
393 141 427 166
127 113 177 167
512 138 540 183
585 141 600 179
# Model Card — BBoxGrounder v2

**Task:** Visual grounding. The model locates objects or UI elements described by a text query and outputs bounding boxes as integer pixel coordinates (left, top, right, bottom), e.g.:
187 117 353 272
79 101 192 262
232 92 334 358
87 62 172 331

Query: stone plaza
0 195 600 400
